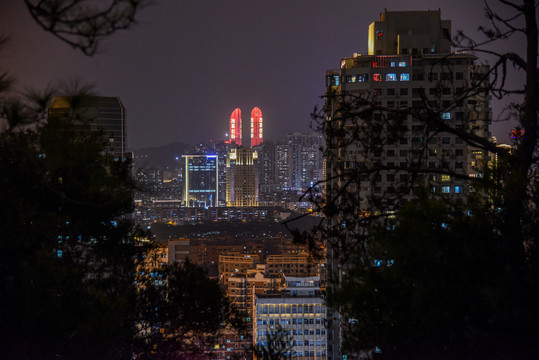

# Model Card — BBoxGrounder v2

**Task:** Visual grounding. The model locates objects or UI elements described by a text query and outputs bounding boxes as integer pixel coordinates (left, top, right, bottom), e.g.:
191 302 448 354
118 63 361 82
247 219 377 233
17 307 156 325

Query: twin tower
227 107 263 148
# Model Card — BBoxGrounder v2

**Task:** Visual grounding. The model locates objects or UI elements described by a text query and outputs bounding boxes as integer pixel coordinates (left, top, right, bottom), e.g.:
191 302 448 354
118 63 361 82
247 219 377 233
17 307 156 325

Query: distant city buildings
182 155 218 208
226 147 259 207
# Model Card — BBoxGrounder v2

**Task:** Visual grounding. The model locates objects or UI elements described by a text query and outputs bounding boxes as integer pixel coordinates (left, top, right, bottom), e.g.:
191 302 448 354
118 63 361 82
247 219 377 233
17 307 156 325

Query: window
373 88 382 96
442 186 451 193
412 87 425 97
386 73 397 81
455 149 464 156
441 72 453 80
400 88 408 96
387 174 395 182
442 112 451 119
399 61 407 67
399 174 408 182
455 186 464 193
387 88 395 95
399 138 408 145
399 150 408 157
441 174 451 182
400 73 410 81
373 73 382 81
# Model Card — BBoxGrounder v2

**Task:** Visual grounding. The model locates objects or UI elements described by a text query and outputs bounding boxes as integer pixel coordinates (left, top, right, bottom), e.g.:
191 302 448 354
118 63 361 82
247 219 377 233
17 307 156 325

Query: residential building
254 276 327 360
324 9 491 360
218 254 259 282
226 265 283 326
266 252 326 280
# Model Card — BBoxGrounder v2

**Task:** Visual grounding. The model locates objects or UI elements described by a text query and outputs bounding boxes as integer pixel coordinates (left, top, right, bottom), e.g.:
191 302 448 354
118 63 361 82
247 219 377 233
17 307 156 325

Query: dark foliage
295 1 539 358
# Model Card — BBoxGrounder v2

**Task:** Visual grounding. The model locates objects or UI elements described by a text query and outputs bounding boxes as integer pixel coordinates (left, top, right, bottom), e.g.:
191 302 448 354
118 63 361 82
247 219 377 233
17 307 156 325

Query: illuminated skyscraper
226 148 258 207
229 108 242 146
183 155 218 208
250 107 263 147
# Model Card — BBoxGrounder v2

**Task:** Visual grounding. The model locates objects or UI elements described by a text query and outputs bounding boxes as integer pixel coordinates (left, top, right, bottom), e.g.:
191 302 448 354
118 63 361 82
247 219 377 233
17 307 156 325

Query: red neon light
250 107 263 147
229 108 242 146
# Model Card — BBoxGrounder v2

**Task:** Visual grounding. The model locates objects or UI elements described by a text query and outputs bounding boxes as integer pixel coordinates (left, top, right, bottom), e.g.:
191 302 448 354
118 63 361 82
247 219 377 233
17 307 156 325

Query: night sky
0 0 525 149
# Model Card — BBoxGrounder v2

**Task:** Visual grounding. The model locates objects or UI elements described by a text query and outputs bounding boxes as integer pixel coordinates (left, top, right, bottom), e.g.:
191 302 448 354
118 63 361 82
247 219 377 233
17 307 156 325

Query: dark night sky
0 0 525 149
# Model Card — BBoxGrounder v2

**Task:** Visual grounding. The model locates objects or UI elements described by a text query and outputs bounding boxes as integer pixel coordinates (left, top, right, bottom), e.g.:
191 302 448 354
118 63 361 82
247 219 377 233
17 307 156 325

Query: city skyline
0 1 521 149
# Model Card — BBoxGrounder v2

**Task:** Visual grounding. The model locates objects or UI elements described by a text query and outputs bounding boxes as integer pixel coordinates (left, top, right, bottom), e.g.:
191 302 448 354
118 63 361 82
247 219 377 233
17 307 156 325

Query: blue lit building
183 155 218 208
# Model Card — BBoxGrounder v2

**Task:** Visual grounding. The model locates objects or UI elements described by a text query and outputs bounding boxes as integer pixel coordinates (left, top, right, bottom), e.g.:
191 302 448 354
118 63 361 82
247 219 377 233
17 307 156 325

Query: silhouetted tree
254 324 294 360
23 0 150 55
134 261 246 359
1 3 244 359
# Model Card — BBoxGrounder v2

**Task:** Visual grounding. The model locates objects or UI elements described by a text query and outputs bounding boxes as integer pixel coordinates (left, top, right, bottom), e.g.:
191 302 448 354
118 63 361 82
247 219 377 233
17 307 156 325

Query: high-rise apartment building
182 155 218 207
325 9 490 212
254 141 277 196
229 108 242 146
250 107 263 147
324 10 491 360
226 147 259 207
49 96 126 159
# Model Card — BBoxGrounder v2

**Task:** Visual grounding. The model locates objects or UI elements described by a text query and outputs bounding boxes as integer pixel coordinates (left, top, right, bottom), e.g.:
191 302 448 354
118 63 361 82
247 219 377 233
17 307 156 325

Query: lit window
399 61 407 67
442 186 451 193
441 175 451 182
390 62 396 67
373 73 382 81
386 73 397 81
455 186 464 193
400 73 410 81
442 112 451 119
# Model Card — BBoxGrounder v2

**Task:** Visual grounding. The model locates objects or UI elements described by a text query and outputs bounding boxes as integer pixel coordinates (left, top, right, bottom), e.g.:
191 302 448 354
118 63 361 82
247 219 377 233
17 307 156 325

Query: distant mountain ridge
130 141 191 168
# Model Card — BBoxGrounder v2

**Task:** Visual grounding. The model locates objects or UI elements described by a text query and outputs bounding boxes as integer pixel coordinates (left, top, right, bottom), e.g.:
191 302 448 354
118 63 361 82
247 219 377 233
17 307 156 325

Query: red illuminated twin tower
228 107 263 147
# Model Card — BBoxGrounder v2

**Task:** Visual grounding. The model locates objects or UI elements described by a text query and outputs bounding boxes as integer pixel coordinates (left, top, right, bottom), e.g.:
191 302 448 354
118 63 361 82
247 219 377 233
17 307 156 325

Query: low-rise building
254 276 327 360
